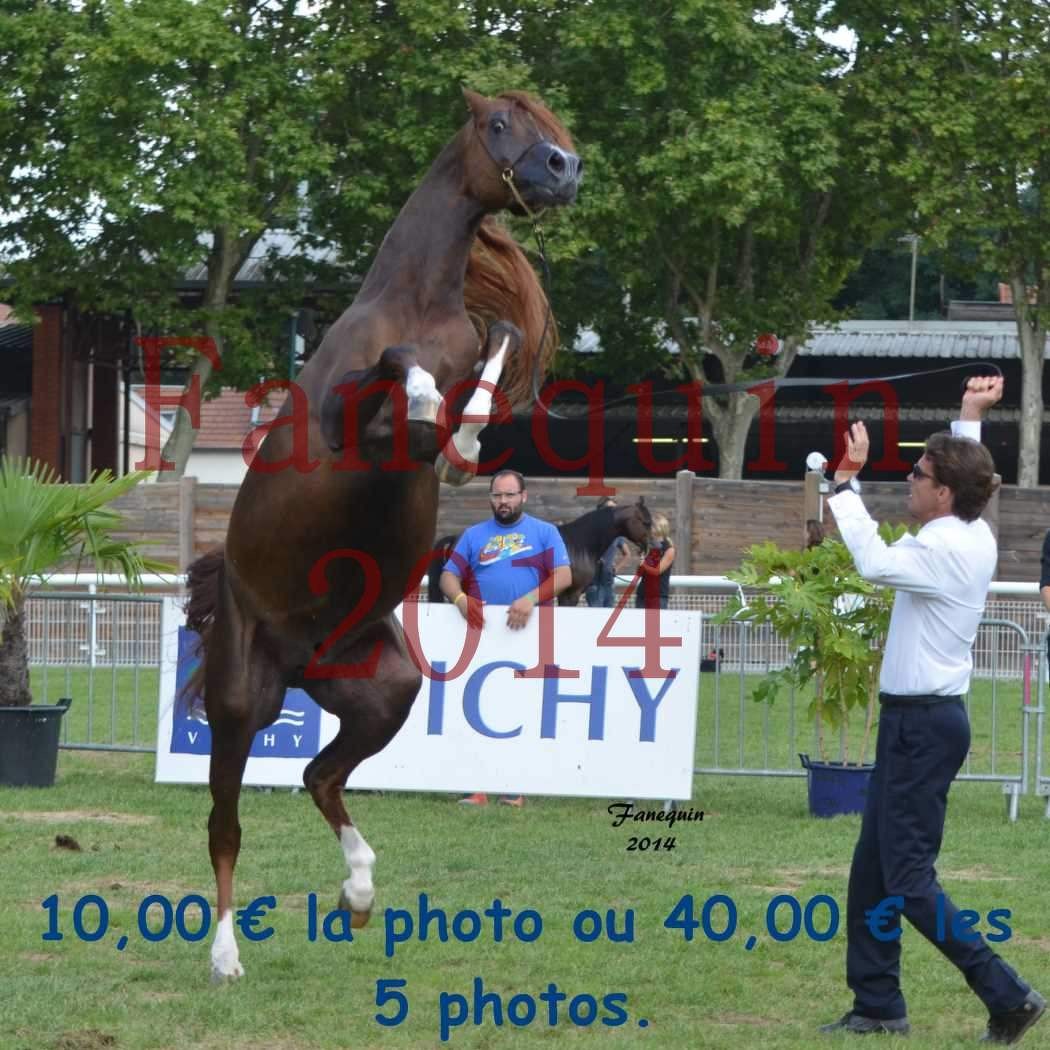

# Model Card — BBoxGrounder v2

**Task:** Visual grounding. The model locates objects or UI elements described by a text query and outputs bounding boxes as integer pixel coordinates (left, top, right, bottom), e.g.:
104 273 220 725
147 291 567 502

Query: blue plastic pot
799 752 872 818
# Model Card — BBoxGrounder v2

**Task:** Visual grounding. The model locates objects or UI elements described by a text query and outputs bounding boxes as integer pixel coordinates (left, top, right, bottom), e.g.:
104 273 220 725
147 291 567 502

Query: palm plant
0 456 171 707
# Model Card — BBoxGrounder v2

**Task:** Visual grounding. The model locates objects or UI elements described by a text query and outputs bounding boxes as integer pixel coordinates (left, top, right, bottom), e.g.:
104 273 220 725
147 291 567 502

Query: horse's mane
463 92 575 407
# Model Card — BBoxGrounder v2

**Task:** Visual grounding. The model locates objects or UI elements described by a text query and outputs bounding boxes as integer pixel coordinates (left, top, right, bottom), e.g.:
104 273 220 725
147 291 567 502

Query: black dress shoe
981 990 1046 1045
820 1012 910 1036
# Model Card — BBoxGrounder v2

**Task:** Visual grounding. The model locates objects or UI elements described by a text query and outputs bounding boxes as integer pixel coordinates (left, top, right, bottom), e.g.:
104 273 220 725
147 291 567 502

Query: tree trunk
706 392 762 479
0 600 32 707
159 227 253 478
1011 275 1044 488
159 323 223 478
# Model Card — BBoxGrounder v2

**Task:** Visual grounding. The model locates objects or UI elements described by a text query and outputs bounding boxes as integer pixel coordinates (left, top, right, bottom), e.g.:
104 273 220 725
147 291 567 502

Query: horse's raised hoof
338 889 373 928
434 453 478 486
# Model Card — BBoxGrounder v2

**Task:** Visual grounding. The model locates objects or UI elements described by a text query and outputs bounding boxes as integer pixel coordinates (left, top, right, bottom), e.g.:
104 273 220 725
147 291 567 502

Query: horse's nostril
575 157 584 178
547 149 566 175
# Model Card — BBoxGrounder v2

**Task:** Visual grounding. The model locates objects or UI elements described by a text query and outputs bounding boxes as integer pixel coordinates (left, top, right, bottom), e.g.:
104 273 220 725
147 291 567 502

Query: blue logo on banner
172 627 321 758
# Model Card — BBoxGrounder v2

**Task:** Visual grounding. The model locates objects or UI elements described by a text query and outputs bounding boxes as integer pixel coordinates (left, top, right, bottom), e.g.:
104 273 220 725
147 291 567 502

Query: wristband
454 593 467 607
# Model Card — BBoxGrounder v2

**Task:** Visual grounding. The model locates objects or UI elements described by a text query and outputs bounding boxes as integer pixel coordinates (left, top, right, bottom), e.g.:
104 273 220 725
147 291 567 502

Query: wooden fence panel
109 475 1050 584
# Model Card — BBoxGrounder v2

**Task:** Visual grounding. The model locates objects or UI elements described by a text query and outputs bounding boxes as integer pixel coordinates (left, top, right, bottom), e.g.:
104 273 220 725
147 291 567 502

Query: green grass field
2 689 1049 1050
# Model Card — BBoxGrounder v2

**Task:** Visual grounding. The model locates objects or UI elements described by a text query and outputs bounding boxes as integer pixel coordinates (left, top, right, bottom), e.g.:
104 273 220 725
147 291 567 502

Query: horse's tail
427 534 458 602
465 216 557 406
181 546 225 712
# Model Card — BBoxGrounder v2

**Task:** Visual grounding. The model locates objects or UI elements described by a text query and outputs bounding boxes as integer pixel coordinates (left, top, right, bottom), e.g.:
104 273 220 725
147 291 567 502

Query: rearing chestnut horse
185 89 581 981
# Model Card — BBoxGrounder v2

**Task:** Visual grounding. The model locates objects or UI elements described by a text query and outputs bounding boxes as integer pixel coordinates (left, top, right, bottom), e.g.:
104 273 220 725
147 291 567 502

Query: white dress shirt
827 421 994 696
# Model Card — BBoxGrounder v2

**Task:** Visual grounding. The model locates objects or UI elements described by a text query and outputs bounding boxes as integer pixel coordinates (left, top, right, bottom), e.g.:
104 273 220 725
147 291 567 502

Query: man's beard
494 506 523 525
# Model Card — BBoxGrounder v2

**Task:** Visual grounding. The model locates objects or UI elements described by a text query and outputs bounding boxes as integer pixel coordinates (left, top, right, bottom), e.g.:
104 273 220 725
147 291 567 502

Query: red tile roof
135 385 284 449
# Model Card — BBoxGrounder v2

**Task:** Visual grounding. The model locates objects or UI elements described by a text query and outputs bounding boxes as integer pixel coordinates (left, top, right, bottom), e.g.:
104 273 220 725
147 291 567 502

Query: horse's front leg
435 321 521 486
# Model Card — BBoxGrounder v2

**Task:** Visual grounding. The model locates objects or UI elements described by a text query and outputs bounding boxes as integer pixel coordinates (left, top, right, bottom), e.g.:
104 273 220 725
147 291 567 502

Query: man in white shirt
820 377 1044 1045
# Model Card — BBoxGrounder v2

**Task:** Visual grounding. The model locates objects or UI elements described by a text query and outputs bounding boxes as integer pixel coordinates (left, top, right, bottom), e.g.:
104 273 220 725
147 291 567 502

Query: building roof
132 385 283 450
0 318 32 352
799 320 1046 360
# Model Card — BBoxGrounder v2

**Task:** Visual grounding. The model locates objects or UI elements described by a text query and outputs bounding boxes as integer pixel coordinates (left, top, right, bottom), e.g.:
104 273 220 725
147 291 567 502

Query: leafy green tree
1 0 537 476
823 0 1050 486
545 0 874 476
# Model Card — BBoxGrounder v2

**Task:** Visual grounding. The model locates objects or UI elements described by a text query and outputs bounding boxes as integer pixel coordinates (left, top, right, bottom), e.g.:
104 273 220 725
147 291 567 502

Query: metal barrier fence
26 590 166 753
1036 626 1050 817
24 576 1050 819
695 612 1042 822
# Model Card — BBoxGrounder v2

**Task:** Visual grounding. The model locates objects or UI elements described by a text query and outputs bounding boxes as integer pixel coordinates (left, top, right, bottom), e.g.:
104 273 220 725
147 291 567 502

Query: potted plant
0 456 168 786
715 525 909 817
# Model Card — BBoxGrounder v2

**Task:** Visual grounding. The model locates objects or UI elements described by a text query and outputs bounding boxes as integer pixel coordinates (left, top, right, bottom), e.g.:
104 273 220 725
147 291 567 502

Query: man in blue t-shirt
438 469 572 809
439 469 571 630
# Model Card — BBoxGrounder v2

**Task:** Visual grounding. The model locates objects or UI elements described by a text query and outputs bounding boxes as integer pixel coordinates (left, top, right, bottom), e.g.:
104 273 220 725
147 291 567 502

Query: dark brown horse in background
184 89 581 981
427 498 652 606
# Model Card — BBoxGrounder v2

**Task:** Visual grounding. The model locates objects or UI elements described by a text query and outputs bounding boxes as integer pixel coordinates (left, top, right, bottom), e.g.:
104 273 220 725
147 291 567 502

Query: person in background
805 518 826 549
586 496 633 608
439 468 571 807
635 512 675 610
819 375 1044 1044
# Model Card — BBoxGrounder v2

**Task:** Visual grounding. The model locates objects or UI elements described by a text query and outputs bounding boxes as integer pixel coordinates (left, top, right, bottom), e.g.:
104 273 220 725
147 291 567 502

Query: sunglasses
910 462 937 483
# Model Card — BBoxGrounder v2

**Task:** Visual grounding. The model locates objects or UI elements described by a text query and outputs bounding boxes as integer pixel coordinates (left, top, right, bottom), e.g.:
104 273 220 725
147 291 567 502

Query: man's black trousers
845 697 1030 1020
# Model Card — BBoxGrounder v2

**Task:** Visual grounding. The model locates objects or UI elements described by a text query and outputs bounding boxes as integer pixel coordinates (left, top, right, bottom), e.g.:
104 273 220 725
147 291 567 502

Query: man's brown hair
923 432 999 522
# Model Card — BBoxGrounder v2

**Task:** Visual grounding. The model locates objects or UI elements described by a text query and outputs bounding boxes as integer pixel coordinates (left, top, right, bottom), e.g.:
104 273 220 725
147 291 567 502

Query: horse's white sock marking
449 336 509 462
210 910 244 981
405 364 441 423
340 824 376 913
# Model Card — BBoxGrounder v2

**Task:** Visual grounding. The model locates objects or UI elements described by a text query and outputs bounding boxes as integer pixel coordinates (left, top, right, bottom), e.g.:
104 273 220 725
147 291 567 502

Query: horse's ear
637 496 646 507
462 87 491 120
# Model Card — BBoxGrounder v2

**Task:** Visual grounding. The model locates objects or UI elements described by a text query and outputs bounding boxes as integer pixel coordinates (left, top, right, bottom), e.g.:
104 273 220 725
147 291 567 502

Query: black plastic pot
0 698 72 787
799 752 873 818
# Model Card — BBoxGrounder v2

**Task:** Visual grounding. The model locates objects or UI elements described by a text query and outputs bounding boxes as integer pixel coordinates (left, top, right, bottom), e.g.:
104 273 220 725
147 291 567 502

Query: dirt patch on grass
137 991 183 1004
776 865 851 880
52 1031 116 1050
2 810 156 826
711 1012 776 1028
1008 934 1050 951
947 867 1019 882
177 1039 316 1050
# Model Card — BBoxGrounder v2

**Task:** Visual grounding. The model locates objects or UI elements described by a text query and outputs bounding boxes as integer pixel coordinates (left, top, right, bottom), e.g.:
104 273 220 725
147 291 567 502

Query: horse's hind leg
204 621 284 982
300 614 420 927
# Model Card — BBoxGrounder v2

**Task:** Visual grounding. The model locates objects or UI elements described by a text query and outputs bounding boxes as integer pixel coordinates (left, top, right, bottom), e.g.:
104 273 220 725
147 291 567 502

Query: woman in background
635 512 675 610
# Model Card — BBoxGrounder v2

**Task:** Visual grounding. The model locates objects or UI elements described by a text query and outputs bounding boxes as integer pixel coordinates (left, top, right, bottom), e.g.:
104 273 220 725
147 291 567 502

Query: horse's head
617 497 653 554
462 88 582 213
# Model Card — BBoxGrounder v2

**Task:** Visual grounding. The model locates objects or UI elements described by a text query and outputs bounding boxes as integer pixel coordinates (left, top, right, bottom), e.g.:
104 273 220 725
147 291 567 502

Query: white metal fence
24 575 1050 817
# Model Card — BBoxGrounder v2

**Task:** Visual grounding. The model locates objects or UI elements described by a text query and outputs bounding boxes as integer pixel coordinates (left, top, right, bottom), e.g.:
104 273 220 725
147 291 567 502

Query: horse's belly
225 463 438 630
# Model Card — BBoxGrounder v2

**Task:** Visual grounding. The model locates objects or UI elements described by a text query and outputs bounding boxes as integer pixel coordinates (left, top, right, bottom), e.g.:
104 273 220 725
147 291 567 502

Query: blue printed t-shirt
444 513 570 606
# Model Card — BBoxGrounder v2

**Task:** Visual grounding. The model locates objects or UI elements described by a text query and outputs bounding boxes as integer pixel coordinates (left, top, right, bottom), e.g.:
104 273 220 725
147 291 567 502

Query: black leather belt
879 692 964 707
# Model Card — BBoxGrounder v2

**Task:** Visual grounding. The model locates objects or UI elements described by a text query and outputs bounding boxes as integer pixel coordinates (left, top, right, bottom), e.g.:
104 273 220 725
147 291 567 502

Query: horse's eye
491 119 506 134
